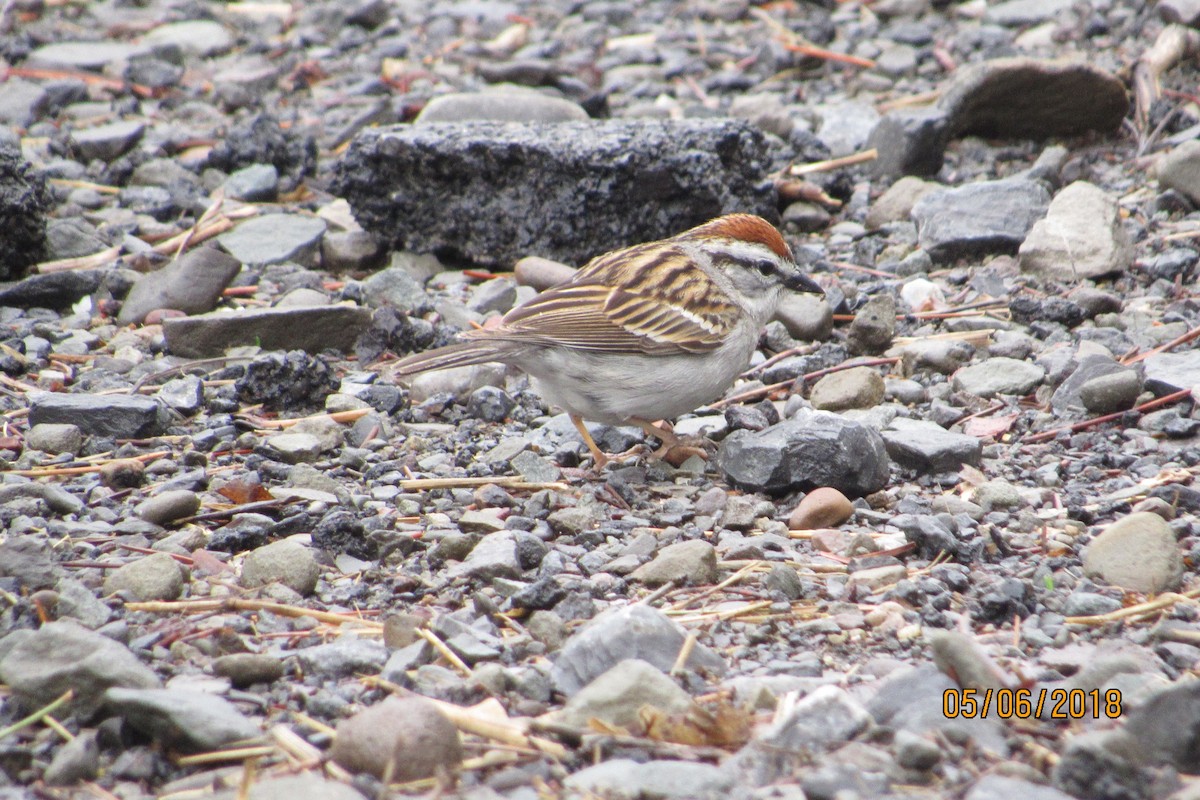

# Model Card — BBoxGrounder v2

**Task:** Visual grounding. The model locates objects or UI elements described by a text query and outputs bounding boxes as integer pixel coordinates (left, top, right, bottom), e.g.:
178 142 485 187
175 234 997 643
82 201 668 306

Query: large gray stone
103 688 260 752
162 304 372 357
717 411 890 497
0 620 160 712
551 605 726 695
1143 351 1200 395
1083 512 1184 594
913 178 1050 262
332 119 777 267
882 417 982 473
1019 182 1133 281
28 392 162 438
565 759 733 800
217 214 326 267
416 89 588 123
118 246 242 324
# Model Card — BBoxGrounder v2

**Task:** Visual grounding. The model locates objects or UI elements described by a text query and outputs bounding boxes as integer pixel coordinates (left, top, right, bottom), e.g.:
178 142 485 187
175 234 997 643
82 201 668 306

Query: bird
389 213 824 468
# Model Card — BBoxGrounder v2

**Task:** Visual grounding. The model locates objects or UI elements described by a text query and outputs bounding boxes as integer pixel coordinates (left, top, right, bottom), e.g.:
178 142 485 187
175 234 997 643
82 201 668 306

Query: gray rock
894 730 942 771
24 423 83 454
1158 140 1200 205
913 178 1051 262
952 357 1045 397
209 775 364 800
1019 182 1133 280
940 58 1127 138
1062 591 1123 617
104 688 259 752
773 292 833 341
446 530 523 581
866 176 938 229
223 164 279 202
814 100 882 157
103 552 185 601
511 450 561 482
71 120 144 162
867 107 952 178
1051 355 1133 414
119 246 242 325
163 304 372 357
967 775 1075 800
217 214 326 267
134 489 200 526
0 620 160 711
294 635 388 679
551 605 726 695
28 41 150 70
142 19 234 56
629 540 718 587
866 665 1008 756
1143 351 1200 395
849 294 897 355
765 685 873 750
55 577 113 628
43 729 100 785
809 366 886 411
0 78 49 127
240 540 320 596
0 270 115 309
156 375 205 415
881 417 982 473
329 695 462 780
1123 680 1200 773
265 432 323 463
28 392 161 438
1053 730 1156 800
361 266 431 313
468 277 518 315
1083 512 1184 594
974 480 1024 512
557 658 693 729
0 482 84 515
333 119 777 267
1078 370 1143 414
416 89 588 123
565 759 733 800
0 535 60 589
45 217 107 260
717 412 890 497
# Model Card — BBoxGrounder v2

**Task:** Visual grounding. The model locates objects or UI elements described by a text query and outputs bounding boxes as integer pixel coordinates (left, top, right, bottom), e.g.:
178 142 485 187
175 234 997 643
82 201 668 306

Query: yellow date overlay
942 688 1123 720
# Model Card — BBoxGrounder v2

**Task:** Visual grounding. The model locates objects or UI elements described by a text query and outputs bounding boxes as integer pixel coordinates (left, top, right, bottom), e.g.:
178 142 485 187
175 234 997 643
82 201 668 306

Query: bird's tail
387 341 506 378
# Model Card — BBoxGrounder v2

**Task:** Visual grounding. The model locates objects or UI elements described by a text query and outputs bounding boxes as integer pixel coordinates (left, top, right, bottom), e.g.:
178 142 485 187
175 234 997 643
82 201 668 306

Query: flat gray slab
162 304 372 357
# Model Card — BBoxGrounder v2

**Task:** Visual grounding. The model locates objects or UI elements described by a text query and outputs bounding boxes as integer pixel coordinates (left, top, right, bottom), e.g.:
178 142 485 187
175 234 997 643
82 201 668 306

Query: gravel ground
3 1 1200 799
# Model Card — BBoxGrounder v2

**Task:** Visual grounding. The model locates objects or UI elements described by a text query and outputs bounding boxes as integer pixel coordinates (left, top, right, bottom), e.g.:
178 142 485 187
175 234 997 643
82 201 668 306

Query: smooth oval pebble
788 487 855 530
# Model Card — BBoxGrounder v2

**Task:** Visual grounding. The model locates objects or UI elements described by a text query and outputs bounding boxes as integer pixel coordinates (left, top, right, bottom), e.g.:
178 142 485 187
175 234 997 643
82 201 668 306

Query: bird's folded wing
472 283 734 355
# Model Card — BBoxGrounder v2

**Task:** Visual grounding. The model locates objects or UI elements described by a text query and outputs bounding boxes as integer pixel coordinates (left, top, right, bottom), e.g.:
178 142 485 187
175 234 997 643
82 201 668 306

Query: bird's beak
784 271 824 295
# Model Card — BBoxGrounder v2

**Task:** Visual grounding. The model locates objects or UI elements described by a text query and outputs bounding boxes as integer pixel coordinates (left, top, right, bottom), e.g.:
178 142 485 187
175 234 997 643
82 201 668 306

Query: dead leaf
963 414 1017 439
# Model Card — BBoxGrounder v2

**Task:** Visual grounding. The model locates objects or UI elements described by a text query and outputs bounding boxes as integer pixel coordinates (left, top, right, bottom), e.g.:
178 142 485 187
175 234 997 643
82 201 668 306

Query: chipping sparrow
390 213 823 467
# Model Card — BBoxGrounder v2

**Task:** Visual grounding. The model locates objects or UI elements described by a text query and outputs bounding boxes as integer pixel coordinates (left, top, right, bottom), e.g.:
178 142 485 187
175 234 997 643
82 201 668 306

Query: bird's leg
630 418 708 465
570 413 609 470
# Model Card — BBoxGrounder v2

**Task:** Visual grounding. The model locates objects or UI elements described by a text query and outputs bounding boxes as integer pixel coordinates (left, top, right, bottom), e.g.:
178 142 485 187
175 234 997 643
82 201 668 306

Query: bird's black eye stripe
755 258 775 276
